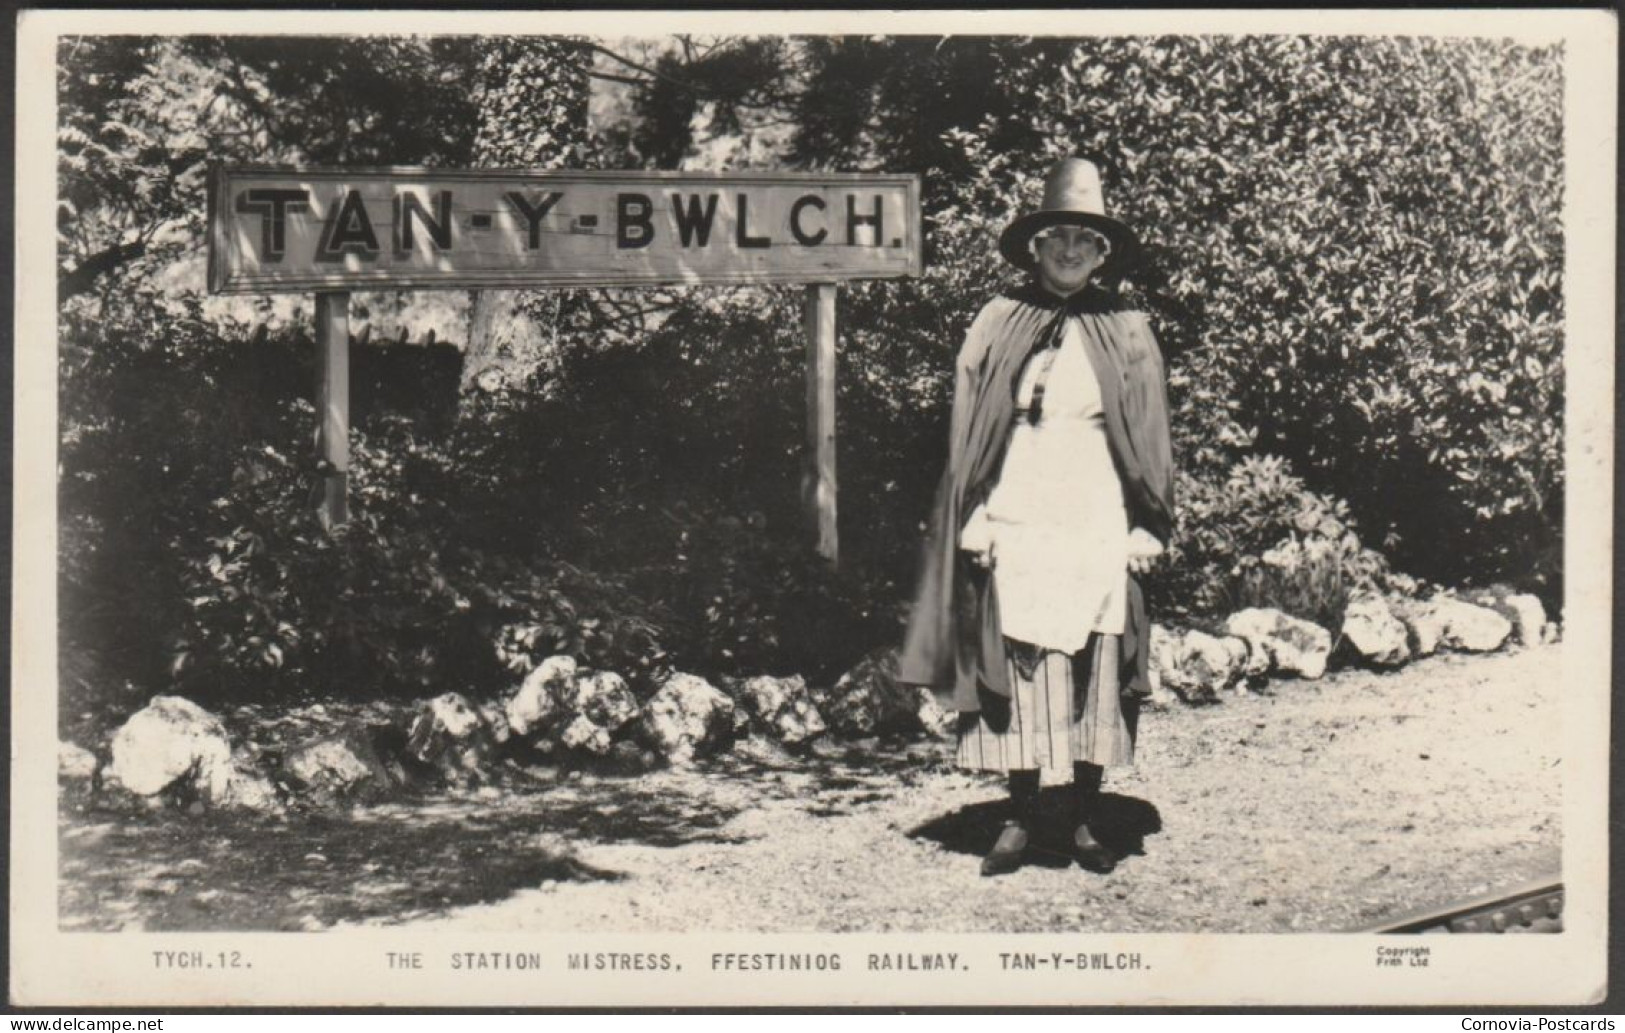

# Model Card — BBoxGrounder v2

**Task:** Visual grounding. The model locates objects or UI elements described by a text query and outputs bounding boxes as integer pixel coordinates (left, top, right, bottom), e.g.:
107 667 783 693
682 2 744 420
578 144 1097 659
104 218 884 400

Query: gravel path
389 645 1562 934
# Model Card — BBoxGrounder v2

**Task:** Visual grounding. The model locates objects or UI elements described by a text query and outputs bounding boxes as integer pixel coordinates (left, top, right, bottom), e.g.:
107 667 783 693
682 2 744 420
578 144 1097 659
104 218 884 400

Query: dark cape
898 282 1176 713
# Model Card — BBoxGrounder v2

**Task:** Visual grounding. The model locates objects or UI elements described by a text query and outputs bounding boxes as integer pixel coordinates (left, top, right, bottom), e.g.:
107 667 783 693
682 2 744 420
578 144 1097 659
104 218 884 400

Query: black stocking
1007 769 1041 827
1073 761 1104 822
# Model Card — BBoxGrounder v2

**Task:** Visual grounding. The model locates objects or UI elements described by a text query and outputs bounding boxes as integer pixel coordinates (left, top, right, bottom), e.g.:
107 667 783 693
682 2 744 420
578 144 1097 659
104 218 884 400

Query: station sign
208 165 922 293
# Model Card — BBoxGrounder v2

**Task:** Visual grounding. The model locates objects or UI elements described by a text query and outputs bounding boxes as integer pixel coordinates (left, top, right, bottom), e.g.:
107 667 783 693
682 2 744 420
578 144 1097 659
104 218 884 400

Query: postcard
13 7 1614 1008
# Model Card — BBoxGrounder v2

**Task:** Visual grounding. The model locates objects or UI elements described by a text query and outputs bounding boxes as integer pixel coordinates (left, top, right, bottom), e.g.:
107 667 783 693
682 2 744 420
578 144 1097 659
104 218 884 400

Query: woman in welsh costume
900 157 1175 877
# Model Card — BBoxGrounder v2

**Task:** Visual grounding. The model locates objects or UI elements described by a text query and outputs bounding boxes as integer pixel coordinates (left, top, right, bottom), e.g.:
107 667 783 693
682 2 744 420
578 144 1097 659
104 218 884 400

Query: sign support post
211 167 922 553
314 291 350 531
803 282 838 567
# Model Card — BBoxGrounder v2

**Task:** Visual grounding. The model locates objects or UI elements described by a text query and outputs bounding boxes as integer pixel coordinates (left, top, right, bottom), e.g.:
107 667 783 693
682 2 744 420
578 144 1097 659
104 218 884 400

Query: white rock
59 742 98 782
219 762 281 812
1341 595 1412 667
1224 634 1271 680
1393 599 1446 657
1433 598 1513 653
557 714 613 755
284 736 375 789
423 692 484 740
1143 641 1180 707
913 686 955 739
1147 676 1180 708
1187 629 1249 687
1224 608 1333 680
816 648 933 738
637 673 736 765
505 655 578 736
734 675 827 745
1463 588 1548 648
571 670 638 734
105 696 235 801
282 730 401 801
504 657 646 759
477 701 512 745
406 692 497 781
1504 594 1548 647
1151 626 1249 702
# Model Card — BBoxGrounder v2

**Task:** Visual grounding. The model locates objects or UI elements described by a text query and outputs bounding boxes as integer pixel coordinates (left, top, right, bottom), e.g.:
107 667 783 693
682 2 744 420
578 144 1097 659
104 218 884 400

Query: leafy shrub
58 297 670 706
163 405 682 701
433 286 912 683
783 33 1562 618
618 500 900 683
58 34 1565 717
993 35 1563 596
1233 539 1352 634
480 557 669 691
167 415 486 700
1151 454 1388 628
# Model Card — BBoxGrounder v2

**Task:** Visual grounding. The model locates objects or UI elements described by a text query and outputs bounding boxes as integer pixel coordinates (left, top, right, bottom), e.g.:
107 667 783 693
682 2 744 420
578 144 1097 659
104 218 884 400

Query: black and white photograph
11 8 1614 1008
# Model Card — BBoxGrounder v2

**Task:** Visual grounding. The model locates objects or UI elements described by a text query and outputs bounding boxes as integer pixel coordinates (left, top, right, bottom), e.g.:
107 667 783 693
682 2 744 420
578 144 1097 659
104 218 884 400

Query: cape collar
1002 280 1126 317
1002 281 1126 356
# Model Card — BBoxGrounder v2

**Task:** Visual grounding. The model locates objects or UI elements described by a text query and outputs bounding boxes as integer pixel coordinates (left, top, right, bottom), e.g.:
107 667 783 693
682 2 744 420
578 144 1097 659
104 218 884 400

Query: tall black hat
998 156 1139 276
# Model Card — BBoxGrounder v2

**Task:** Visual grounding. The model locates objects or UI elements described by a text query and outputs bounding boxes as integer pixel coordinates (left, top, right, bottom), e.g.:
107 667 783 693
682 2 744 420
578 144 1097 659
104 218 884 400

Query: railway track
1362 878 1563 933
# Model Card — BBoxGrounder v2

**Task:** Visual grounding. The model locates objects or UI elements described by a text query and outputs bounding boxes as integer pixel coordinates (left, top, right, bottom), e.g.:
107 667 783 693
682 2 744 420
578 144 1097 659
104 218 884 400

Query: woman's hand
1126 527 1165 575
959 504 996 570
962 540 995 570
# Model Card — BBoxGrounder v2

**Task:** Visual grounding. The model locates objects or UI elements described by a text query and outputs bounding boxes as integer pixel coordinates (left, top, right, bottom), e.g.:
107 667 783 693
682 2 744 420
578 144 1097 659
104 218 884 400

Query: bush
1151 454 1388 628
617 499 899 684
167 415 486 700
59 287 900 710
59 299 676 707
434 287 913 683
58 35 1564 715
994 35 1564 595
801 33 1562 621
480 556 669 693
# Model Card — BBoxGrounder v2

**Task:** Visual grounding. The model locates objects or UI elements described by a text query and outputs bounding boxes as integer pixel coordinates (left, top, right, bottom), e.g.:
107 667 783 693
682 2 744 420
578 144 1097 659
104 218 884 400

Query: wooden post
314 291 350 532
803 282 838 566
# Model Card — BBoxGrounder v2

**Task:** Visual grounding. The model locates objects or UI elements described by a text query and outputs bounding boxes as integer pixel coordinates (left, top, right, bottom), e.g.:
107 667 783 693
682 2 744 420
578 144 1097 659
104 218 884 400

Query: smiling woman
900 156 1175 878
1029 225 1112 296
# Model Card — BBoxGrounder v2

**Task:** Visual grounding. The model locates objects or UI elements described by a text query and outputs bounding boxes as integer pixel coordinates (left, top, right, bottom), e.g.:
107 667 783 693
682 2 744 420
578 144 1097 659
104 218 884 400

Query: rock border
71 587 1552 812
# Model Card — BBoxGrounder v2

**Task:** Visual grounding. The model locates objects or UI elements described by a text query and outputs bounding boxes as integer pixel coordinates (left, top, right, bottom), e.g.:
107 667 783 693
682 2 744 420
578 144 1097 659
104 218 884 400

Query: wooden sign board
208 165 922 293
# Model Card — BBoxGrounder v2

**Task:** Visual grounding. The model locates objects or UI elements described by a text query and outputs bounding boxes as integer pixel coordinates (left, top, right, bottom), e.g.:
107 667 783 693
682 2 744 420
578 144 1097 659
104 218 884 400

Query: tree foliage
57 35 488 301
57 34 1565 713
462 37 592 395
743 35 1564 596
997 36 1565 591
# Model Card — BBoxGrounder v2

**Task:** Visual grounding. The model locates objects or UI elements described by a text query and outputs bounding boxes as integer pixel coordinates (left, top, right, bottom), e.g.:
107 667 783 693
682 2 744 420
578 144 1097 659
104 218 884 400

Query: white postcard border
12 7 1615 1008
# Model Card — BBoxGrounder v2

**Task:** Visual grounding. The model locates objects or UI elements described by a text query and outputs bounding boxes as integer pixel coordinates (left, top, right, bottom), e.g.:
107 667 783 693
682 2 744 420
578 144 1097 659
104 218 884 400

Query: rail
1361 878 1563 934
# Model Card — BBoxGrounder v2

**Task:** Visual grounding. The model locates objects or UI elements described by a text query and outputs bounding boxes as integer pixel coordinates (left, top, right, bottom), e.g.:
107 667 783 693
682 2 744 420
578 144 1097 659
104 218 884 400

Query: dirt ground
59 644 1561 933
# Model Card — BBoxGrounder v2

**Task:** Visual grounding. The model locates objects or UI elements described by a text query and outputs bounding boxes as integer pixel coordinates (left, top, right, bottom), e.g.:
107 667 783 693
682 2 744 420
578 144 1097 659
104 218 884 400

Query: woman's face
1033 226 1109 297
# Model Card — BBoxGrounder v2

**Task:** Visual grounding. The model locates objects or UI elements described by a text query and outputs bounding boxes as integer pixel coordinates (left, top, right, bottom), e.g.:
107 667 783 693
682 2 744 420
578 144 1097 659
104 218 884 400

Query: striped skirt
956 633 1138 782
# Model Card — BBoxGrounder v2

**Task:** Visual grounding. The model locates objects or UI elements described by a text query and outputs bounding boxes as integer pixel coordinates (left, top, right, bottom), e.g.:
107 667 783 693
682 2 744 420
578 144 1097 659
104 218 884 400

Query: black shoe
1072 823 1118 873
981 821 1030 877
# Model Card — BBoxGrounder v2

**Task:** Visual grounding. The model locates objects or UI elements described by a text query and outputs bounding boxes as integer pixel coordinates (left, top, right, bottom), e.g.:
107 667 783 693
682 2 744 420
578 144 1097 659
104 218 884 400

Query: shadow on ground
59 777 748 931
58 734 958 931
706 737 954 788
909 788 1163 866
